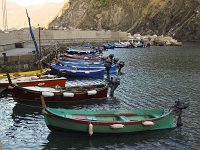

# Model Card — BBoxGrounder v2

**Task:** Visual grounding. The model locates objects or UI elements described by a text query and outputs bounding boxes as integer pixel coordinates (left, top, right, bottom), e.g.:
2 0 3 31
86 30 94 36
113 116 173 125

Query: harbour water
0 42 200 149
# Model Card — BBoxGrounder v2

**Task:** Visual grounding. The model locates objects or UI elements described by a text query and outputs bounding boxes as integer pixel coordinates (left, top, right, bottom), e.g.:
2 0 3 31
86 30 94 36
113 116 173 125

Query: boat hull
61 57 104 63
11 85 108 103
64 54 102 60
0 77 66 89
59 69 105 77
49 66 105 77
59 63 117 74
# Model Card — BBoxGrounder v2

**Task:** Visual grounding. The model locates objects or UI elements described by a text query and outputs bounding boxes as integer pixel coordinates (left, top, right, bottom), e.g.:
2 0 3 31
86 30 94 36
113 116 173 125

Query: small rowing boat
10 83 108 103
41 98 189 136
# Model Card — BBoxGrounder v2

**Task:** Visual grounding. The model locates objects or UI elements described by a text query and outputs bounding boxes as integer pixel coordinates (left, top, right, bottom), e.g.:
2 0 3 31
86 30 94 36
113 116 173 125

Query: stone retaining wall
0 54 38 72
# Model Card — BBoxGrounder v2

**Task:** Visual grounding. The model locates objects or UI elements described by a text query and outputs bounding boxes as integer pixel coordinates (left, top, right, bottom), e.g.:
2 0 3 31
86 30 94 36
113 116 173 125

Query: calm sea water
0 42 200 150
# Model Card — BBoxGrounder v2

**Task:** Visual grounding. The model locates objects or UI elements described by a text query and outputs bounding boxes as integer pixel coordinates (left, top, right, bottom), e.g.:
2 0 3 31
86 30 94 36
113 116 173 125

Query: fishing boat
10 83 108 103
67 46 98 54
60 60 104 65
50 63 117 74
0 69 47 79
114 42 130 48
41 98 189 136
61 57 104 63
69 65 117 74
59 61 113 67
103 43 114 49
48 65 105 78
0 75 67 89
63 53 102 60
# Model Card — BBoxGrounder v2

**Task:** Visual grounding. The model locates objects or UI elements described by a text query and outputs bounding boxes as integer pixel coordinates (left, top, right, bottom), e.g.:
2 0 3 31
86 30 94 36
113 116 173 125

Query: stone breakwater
128 34 182 46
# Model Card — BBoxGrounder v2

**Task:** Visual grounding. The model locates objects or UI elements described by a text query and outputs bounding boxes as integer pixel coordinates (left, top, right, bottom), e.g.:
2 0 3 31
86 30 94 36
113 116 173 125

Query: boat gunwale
0 77 67 84
12 96 107 103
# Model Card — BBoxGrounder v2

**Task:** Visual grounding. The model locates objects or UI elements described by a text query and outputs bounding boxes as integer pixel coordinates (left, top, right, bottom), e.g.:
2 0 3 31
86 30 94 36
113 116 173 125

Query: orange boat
0 75 67 90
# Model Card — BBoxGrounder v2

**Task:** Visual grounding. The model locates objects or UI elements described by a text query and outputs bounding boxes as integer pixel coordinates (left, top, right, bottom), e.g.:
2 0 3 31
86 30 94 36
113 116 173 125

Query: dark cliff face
49 0 200 41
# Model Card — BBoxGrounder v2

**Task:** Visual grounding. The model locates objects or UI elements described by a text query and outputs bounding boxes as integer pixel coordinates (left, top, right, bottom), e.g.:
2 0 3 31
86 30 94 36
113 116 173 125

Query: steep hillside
49 0 200 41
0 1 65 29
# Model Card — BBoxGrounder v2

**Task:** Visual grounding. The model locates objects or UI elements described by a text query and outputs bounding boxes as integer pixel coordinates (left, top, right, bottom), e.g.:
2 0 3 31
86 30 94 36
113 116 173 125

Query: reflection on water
43 129 177 150
0 42 200 149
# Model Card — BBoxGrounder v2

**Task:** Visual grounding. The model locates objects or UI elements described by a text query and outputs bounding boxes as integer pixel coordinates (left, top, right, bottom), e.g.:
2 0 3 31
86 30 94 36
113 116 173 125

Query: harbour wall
0 29 128 52
0 29 127 72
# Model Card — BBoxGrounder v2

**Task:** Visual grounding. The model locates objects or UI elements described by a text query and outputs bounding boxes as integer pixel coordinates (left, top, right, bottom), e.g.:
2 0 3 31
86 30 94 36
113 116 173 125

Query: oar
41 95 47 110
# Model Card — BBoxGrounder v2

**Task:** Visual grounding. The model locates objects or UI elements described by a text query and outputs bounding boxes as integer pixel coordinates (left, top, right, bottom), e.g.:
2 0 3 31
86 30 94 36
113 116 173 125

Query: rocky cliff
49 0 200 41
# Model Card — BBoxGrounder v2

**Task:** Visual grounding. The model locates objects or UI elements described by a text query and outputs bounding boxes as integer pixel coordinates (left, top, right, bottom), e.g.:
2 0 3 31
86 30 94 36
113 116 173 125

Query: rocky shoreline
128 34 182 46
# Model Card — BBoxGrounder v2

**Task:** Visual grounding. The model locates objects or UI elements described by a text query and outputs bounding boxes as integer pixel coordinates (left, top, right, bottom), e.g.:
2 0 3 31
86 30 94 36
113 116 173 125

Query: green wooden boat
41 97 188 136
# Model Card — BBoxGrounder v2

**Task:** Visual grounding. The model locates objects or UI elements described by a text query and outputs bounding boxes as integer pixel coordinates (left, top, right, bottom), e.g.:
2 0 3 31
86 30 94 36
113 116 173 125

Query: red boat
10 84 108 103
0 75 67 89
63 53 102 60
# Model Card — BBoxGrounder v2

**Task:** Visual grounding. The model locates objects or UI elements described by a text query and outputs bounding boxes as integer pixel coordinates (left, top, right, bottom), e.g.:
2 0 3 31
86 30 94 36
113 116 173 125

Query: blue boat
55 63 117 74
49 65 105 78
64 53 101 59
66 45 99 54
61 57 104 63
60 60 103 65
103 43 114 49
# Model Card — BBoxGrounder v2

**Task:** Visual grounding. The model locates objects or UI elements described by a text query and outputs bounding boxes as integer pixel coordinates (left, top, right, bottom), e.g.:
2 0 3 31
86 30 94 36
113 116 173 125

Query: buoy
94 62 100 64
59 69 65 71
63 92 74 97
87 90 97 95
89 123 93 136
47 75 55 78
142 121 154 126
42 92 54 97
85 71 90 74
31 76 39 80
110 124 124 129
